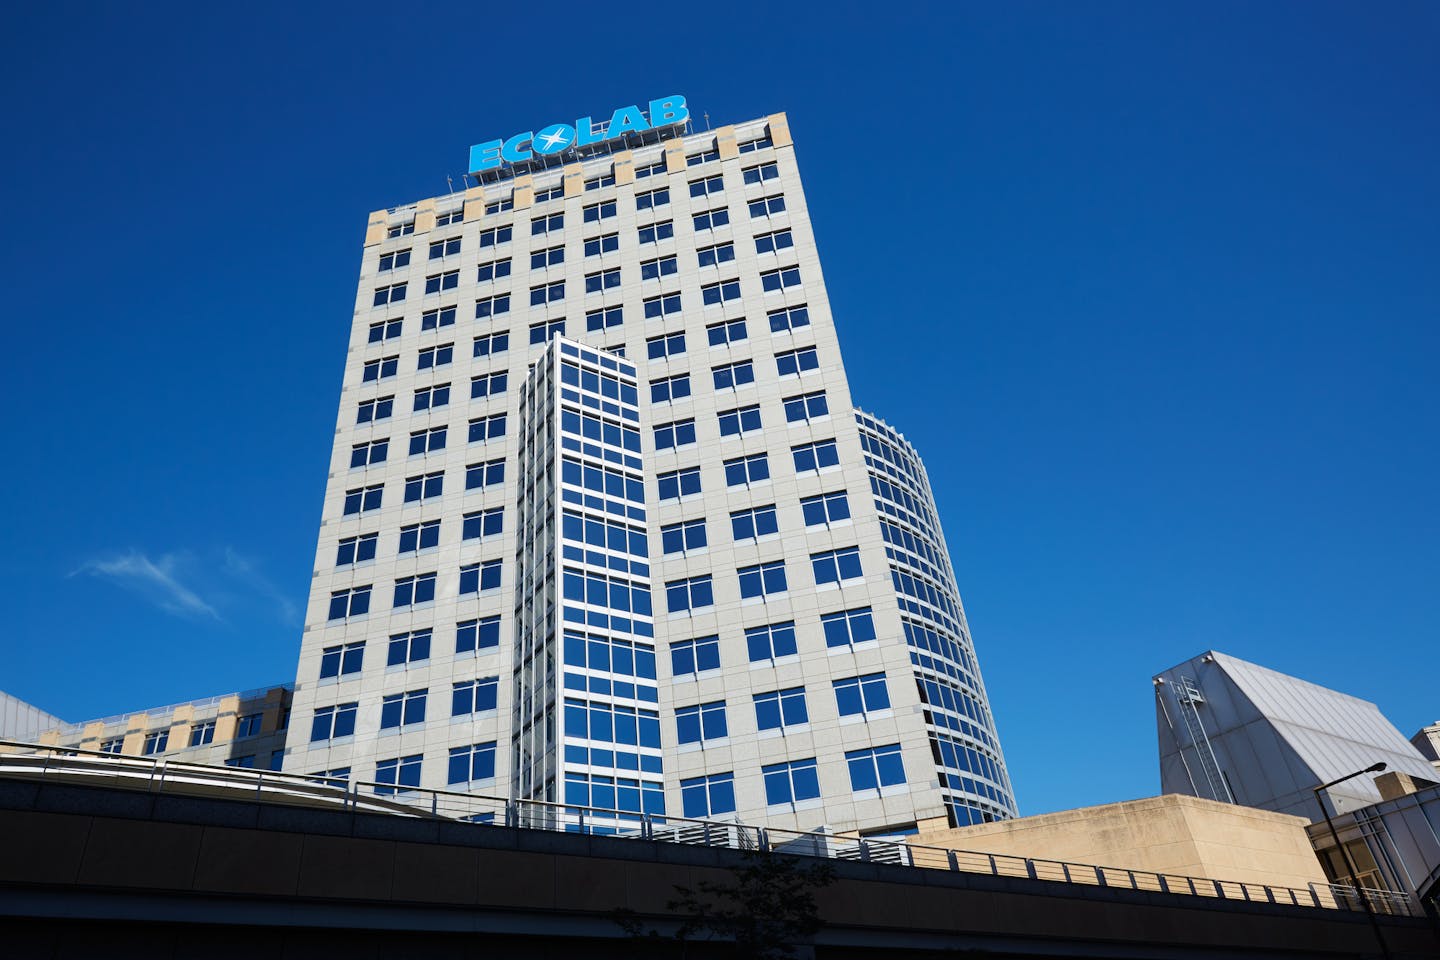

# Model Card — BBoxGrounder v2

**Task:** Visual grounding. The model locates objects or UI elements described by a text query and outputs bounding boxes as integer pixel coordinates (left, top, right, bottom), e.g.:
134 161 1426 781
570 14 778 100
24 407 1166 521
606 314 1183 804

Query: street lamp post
1313 762 1389 959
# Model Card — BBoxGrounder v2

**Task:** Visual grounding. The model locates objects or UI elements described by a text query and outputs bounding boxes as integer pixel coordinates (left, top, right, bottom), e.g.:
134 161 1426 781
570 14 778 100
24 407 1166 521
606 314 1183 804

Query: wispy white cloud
221 547 301 626
72 551 220 620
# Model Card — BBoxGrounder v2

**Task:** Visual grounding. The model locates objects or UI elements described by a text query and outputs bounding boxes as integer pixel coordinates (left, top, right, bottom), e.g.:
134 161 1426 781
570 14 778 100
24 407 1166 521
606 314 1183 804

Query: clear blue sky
2 2 1435 816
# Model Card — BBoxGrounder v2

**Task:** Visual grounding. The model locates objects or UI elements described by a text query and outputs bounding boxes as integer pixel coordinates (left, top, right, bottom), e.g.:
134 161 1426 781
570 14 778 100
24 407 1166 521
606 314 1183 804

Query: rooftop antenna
703 110 711 131
446 175 455 194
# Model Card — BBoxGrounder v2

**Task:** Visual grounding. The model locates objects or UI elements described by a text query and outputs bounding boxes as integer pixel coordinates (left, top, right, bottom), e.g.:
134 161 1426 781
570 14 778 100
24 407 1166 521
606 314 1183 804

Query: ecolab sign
469 95 690 176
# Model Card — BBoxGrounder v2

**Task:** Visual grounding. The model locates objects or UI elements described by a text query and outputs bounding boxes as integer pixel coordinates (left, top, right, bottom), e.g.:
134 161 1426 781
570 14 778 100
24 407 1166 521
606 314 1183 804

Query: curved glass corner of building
854 408 1019 825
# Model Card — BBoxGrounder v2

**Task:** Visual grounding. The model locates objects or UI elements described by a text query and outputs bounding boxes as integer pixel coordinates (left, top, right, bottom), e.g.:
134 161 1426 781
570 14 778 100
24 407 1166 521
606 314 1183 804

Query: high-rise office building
285 98 1016 834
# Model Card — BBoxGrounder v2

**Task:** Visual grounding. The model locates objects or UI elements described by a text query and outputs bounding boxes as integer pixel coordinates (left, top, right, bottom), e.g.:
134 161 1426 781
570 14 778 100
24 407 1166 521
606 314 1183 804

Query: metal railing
0 739 1420 919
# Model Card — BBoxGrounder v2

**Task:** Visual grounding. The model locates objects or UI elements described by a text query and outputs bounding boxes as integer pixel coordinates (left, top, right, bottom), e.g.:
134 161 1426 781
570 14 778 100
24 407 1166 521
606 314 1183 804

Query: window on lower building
776 346 819 377
665 575 714 614
350 439 388 468
380 689 427 729
801 491 851 528
424 269 459 294
587 305 623 332
712 360 755 391
717 404 762 437
755 228 795 255
362 355 398 382
409 426 447 456
783 390 829 423
477 259 511 283
846 744 906 792
448 742 498 785
327 586 371 621
693 208 729 231
421 305 457 331
456 615 501 654
460 560 502 594
375 754 422 795
188 720 216 746
681 772 736 818
378 248 411 271
463 507 504 542
754 687 807 730
822 607 877 647
142 730 169 755
393 572 437 608
768 304 811 334
452 677 500 716
584 233 619 257
653 418 696 451
730 504 779 542
834 673 890 717
638 219 674 243
367 318 402 343
760 266 801 293
471 371 508 400
398 519 441 554
356 396 393 424
387 630 432 666
647 330 686 360
418 343 454 370
644 292 683 320
763 758 820 805
738 560 787 600
701 280 741 308
310 703 358 742
656 467 701 502
650 373 691 404
748 194 787 219
466 458 505 490
235 713 263 738
723 453 769 488
670 635 720 677
469 414 506 443
675 701 728 744
319 641 365 678
745 621 798 663
336 532 378 566
792 438 839 474
661 518 707 556
342 484 384 515
812 547 863 585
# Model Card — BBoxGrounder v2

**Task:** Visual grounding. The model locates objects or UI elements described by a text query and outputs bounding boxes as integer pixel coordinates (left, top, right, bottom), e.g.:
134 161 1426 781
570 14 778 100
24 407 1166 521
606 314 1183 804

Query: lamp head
1365 761 1388 774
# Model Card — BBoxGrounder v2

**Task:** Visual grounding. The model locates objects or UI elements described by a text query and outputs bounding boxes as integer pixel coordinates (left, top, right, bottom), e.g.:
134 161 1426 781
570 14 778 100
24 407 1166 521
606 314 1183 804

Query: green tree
616 851 836 959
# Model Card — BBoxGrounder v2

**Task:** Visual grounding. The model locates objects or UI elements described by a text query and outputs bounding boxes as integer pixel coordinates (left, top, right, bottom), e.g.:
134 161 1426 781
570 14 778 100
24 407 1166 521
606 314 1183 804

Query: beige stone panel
612 149 634 185
462 185 486 222
363 210 388 246
768 112 792 148
213 695 241 742
414 199 437 234
663 138 686 173
715 124 738 160
563 164 584 197
513 175 535 210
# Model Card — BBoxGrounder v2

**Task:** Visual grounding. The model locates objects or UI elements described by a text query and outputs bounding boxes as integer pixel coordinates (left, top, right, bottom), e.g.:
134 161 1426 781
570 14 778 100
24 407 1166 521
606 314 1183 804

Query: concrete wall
915 793 1329 891
2 778 1435 959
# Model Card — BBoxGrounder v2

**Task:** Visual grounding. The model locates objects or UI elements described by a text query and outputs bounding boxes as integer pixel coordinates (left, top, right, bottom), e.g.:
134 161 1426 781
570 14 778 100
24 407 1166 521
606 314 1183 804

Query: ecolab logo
468 95 690 175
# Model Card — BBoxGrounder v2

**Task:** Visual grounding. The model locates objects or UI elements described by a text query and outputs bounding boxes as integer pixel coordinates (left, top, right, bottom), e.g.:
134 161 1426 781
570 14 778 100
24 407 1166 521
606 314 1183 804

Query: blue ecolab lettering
469 139 505 174
501 132 534 164
648 95 689 128
605 105 649 139
574 116 605 147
